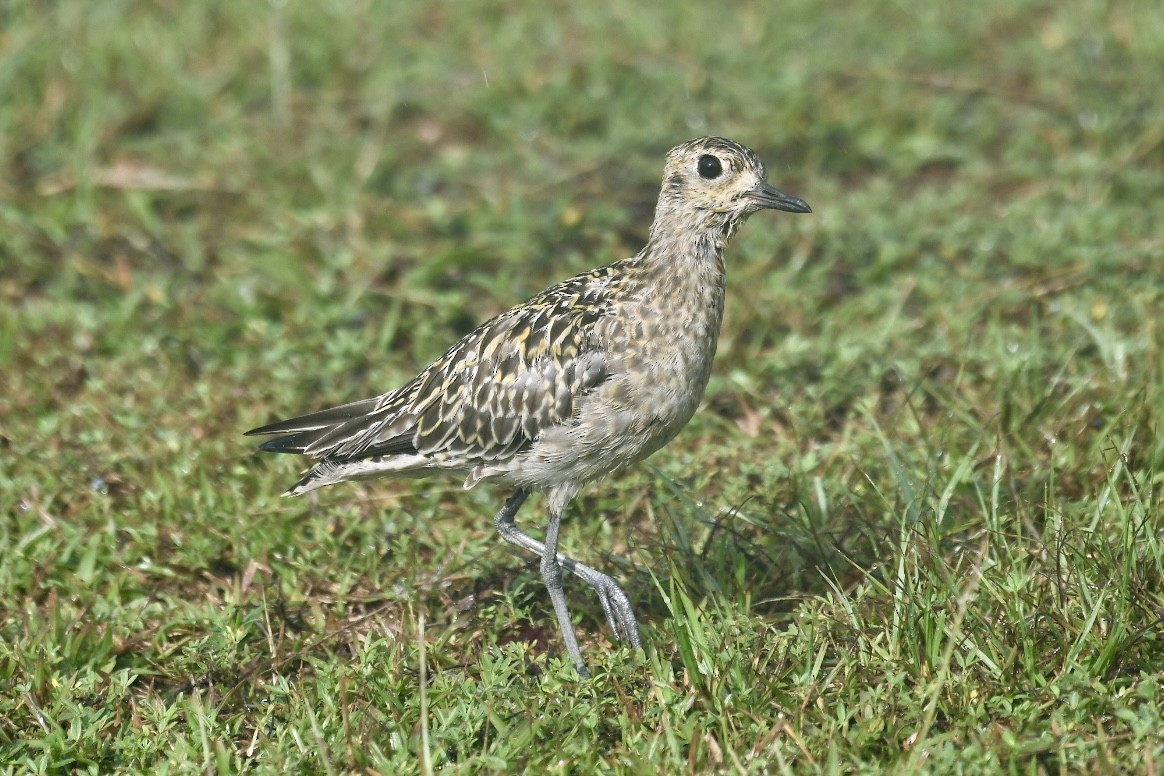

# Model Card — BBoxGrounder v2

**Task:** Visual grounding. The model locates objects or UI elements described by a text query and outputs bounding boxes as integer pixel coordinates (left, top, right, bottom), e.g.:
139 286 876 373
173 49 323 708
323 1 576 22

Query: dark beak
749 182 812 214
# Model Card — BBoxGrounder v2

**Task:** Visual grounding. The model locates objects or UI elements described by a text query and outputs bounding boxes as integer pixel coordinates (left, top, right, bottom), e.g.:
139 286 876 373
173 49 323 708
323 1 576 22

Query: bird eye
697 155 723 179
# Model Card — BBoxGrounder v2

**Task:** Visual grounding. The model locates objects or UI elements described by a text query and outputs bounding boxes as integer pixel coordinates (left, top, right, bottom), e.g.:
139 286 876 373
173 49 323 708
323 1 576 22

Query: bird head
654 137 810 236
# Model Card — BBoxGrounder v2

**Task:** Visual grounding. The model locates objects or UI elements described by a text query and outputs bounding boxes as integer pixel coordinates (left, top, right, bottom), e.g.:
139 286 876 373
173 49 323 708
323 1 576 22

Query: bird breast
622 283 724 427
489 255 728 491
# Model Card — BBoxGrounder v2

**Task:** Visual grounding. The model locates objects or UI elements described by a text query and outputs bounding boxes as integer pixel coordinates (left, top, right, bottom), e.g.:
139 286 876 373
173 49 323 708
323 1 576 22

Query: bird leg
540 504 588 675
492 489 642 675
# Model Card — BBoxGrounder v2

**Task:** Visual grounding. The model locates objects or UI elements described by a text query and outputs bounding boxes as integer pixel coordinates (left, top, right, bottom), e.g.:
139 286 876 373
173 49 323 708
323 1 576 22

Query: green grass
2 0 1163 772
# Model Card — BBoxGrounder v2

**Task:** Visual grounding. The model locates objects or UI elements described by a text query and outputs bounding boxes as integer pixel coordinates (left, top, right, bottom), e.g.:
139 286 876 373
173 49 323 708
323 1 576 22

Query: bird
245 137 811 677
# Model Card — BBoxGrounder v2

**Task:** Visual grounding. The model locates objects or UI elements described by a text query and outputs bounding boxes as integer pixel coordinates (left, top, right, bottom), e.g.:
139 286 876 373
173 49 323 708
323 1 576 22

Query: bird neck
626 211 737 337
636 207 743 285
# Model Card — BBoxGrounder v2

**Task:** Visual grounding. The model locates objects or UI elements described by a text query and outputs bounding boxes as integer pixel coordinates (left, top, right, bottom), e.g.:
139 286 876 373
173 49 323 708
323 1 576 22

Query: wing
245 397 385 453
247 264 622 469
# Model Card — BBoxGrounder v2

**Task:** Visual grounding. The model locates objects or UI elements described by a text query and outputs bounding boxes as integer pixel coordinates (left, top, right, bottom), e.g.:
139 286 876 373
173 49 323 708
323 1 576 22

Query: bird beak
748 182 812 214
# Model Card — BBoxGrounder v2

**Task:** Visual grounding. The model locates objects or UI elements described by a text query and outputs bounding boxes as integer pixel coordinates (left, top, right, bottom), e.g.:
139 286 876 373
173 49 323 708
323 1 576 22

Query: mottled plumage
247 137 811 676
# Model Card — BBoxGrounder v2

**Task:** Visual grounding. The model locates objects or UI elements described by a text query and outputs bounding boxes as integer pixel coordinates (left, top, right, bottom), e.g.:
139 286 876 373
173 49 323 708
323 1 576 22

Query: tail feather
247 396 420 460
246 397 381 438
283 460 343 496
247 397 384 455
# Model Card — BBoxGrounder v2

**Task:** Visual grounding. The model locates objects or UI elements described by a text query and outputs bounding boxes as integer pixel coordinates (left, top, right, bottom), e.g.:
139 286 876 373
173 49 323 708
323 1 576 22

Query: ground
1 1 1162 772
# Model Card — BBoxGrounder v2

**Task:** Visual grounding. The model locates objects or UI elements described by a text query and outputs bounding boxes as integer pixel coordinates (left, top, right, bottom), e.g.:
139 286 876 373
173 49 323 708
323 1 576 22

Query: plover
246 137 811 676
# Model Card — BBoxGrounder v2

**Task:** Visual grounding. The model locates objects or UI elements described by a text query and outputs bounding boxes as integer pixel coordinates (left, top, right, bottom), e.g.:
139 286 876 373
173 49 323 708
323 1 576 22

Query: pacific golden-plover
246 137 811 676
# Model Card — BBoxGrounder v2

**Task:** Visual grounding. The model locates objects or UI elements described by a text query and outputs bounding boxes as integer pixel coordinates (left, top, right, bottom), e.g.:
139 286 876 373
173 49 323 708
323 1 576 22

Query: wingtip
256 435 307 454
245 419 289 437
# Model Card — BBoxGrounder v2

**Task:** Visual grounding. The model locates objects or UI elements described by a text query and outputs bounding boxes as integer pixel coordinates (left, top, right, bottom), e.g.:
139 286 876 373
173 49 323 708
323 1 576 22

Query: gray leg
540 506 588 675
492 490 642 674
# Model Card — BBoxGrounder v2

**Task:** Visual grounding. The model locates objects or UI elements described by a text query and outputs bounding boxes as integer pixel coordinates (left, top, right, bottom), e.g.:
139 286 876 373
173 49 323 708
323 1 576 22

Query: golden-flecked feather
252 263 621 487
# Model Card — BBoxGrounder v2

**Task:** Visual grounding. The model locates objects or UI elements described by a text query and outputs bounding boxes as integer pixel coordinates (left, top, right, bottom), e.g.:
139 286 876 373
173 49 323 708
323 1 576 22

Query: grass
2 0 1162 772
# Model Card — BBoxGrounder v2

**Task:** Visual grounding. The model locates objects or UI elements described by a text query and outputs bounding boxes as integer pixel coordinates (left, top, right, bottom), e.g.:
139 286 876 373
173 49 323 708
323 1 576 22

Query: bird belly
492 343 716 493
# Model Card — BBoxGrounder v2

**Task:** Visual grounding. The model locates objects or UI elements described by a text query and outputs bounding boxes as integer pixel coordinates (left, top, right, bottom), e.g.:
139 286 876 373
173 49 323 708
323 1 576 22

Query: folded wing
246 268 618 478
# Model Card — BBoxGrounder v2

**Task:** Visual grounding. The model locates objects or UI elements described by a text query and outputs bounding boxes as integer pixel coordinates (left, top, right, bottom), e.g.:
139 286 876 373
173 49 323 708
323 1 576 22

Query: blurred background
1 0 1161 770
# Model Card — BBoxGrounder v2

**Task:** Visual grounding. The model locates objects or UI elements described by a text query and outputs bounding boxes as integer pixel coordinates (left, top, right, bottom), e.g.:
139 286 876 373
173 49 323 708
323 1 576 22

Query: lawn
2 0 1163 772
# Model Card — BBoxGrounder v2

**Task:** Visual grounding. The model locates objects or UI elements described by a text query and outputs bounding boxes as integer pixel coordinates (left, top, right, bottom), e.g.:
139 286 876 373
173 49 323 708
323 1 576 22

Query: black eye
697 154 722 179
